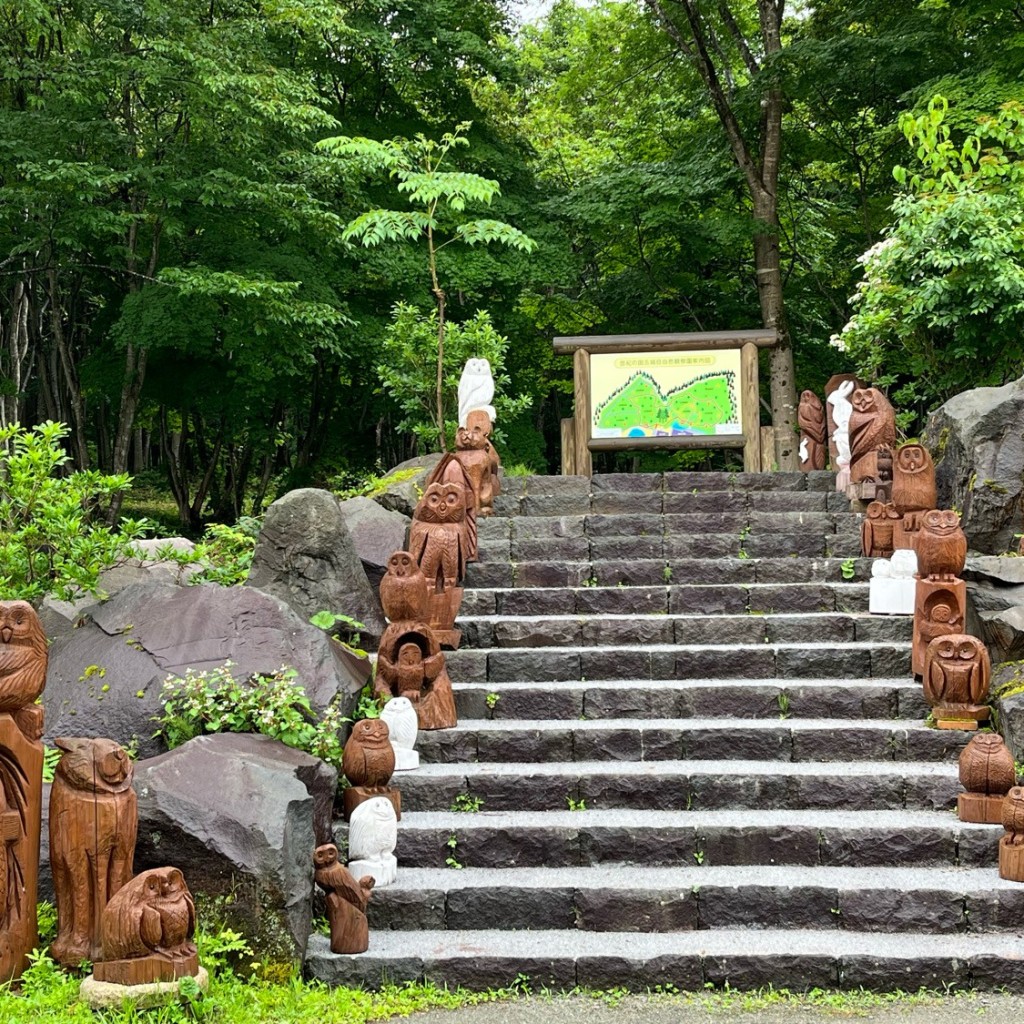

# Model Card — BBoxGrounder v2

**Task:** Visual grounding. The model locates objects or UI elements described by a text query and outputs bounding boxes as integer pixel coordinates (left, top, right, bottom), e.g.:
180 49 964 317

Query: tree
318 124 536 450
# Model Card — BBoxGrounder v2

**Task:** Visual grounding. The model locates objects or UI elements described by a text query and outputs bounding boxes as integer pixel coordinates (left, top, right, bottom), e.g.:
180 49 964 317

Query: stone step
392 759 956 813
465 557 874 589
453 678 929 721
366 864 1024 936
446 641 909 683
388 808 995 870
460 583 873 617
414 717 965 764
459 612 910 649
306 927 1024 991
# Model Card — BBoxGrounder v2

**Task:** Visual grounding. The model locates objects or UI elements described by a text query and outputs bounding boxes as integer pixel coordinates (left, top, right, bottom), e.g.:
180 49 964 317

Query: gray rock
924 376 1024 554
246 488 385 641
371 455 442 517
133 734 337 964
337 496 410 592
994 662 1024 762
43 581 368 757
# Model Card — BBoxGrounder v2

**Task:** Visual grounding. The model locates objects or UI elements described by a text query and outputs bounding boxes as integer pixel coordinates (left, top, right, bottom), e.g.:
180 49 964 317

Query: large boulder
370 454 442 517
246 488 385 642
338 496 410 593
131 734 336 965
43 581 369 757
962 556 1024 662
924 376 1024 554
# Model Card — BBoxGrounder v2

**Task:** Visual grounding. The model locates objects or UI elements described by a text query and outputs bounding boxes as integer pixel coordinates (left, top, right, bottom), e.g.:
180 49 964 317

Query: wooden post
560 419 576 476
573 348 592 477
740 342 761 472
760 427 776 472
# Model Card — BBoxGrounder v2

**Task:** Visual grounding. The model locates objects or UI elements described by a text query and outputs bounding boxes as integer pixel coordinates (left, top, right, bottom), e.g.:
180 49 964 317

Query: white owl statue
380 696 420 771
347 796 398 887
458 358 496 428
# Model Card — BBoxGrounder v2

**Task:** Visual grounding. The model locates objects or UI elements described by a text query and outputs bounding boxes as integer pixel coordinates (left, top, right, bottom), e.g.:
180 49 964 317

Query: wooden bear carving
50 737 137 966
455 410 502 515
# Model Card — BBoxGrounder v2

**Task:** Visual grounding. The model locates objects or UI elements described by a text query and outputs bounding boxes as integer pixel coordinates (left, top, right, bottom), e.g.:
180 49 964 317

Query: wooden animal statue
861 502 900 558
797 391 827 472
848 387 896 484
313 843 374 954
342 719 395 790
958 733 1016 823
94 867 198 985
999 787 1024 880
923 634 991 729
379 551 429 623
375 623 457 731
49 737 137 966
409 482 470 590
455 411 502 516
912 583 966 678
916 510 968 581
0 600 47 981
458 358 496 427
892 443 937 516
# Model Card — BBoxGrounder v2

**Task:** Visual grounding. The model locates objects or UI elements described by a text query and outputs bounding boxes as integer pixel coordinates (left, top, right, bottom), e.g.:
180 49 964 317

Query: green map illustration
593 370 738 436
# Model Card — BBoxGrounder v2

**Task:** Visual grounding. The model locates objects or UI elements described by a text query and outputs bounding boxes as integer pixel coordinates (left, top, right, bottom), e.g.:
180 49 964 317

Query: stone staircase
307 471 1024 992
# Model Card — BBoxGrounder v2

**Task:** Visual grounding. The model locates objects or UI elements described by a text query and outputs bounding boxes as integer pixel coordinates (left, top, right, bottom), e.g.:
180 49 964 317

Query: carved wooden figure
958 733 1016 824
347 796 398 887
848 387 896 494
93 867 199 986
892 443 937 518
379 551 429 623
50 737 137 966
0 600 47 981
455 410 502 516
999 788 1024 881
912 580 967 677
861 502 900 559
797 391 827 472
893 510 924 553
923 633 991 729
341 718 400 821
824 374 863 470
314 844 374 954
375 622 457 731
916 510 968 581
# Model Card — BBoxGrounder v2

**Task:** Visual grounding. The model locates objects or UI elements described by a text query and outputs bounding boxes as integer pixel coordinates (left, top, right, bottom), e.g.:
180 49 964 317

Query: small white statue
380 696 420 771
458 358 496 428
868 547 918 615
828 379 855 491
347 796 398 887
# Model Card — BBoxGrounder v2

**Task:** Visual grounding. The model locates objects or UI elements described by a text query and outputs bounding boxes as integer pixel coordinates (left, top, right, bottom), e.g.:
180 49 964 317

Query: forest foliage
0 0 1020 531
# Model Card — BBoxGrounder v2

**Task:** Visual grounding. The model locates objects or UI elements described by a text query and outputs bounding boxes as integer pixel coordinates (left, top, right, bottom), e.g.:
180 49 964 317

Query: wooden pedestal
999 836 1024 882
94 953 200 986
343 786 401 822
958 792 1005 824
935 704 989 730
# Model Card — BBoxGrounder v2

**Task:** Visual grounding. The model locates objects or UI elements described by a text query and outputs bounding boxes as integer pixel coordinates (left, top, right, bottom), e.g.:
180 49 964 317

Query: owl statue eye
938 640 955 657
958 642 976 658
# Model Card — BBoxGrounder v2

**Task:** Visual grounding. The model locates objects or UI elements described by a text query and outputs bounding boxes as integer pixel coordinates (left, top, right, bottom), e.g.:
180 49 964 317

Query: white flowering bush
155 661 346 768
837 96 1024 427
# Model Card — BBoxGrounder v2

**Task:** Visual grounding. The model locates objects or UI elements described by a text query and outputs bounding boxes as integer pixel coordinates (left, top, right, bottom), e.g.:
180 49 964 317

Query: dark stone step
459 582 873 617
452 679 929 722
445 641 910 683
385 807 993 870
367 864 1024 936
305 927 1024 992
392 759 956 813
414 717 964 765
459 613 910 649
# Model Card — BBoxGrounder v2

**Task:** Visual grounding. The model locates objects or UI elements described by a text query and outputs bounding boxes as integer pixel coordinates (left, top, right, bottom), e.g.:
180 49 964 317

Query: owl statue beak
0 627 10 644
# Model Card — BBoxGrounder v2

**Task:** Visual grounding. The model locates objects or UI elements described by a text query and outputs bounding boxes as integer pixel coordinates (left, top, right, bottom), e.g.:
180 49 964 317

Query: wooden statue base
999 836 1024 881
913 577 967 678
935 703 989 730
326 892 369 954
958 792 1006 824
94 952 199 986
343 786 401 822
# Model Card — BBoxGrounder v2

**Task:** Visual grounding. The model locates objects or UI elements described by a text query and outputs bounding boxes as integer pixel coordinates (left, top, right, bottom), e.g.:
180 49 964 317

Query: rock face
132 734 337 964
43 581 368 757
338 497 410 593
925 377 1024 554
962 556 1024 662
246 488 386 642
371 455 442 517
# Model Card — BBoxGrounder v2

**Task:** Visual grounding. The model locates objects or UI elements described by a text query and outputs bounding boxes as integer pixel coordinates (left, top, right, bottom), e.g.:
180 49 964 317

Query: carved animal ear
53 737 84 754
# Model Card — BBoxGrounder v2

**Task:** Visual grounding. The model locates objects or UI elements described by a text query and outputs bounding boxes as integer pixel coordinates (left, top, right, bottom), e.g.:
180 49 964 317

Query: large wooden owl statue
923 633 991 715
797 391 827 472
861 501 900 558
379 551 429 623
891 443 936 515
848 387 896 484
916 509 968 581
0 600 47 715
341 718 395 790
409 482 470 590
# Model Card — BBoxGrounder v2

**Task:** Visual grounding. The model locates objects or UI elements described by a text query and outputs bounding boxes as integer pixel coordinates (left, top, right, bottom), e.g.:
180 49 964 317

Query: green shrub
150 517 261 586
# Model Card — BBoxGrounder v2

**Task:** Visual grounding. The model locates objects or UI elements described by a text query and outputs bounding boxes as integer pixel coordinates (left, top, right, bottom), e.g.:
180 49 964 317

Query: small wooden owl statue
959 733 1016 797
342 718 395 790
892 443 937 515
923 634 991 712
313 843 374 954
379 551 429 623
0 600 48 739
861 502 900 559
916 510 968 581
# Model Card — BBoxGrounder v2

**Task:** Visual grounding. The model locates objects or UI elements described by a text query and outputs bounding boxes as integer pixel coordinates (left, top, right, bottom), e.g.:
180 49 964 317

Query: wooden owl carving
797 391 827 472
1003 787 1024 845
917 509 968 581
314 841 374 958
959 733 1016 796
861 501 900 558
379 551 429 623
923 634 991 709
848 387 896 482
50 737 137 966
342 718 395 789
0 600 47 713
892 443 936 514
101 867 196 962
410 482 469 589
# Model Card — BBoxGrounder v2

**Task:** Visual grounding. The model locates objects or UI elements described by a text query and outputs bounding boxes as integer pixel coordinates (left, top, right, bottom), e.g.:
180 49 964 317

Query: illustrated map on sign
590 350 742 439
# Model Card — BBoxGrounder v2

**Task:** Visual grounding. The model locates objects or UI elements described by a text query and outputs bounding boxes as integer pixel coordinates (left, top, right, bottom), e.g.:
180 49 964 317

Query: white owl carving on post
458 358 496 428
